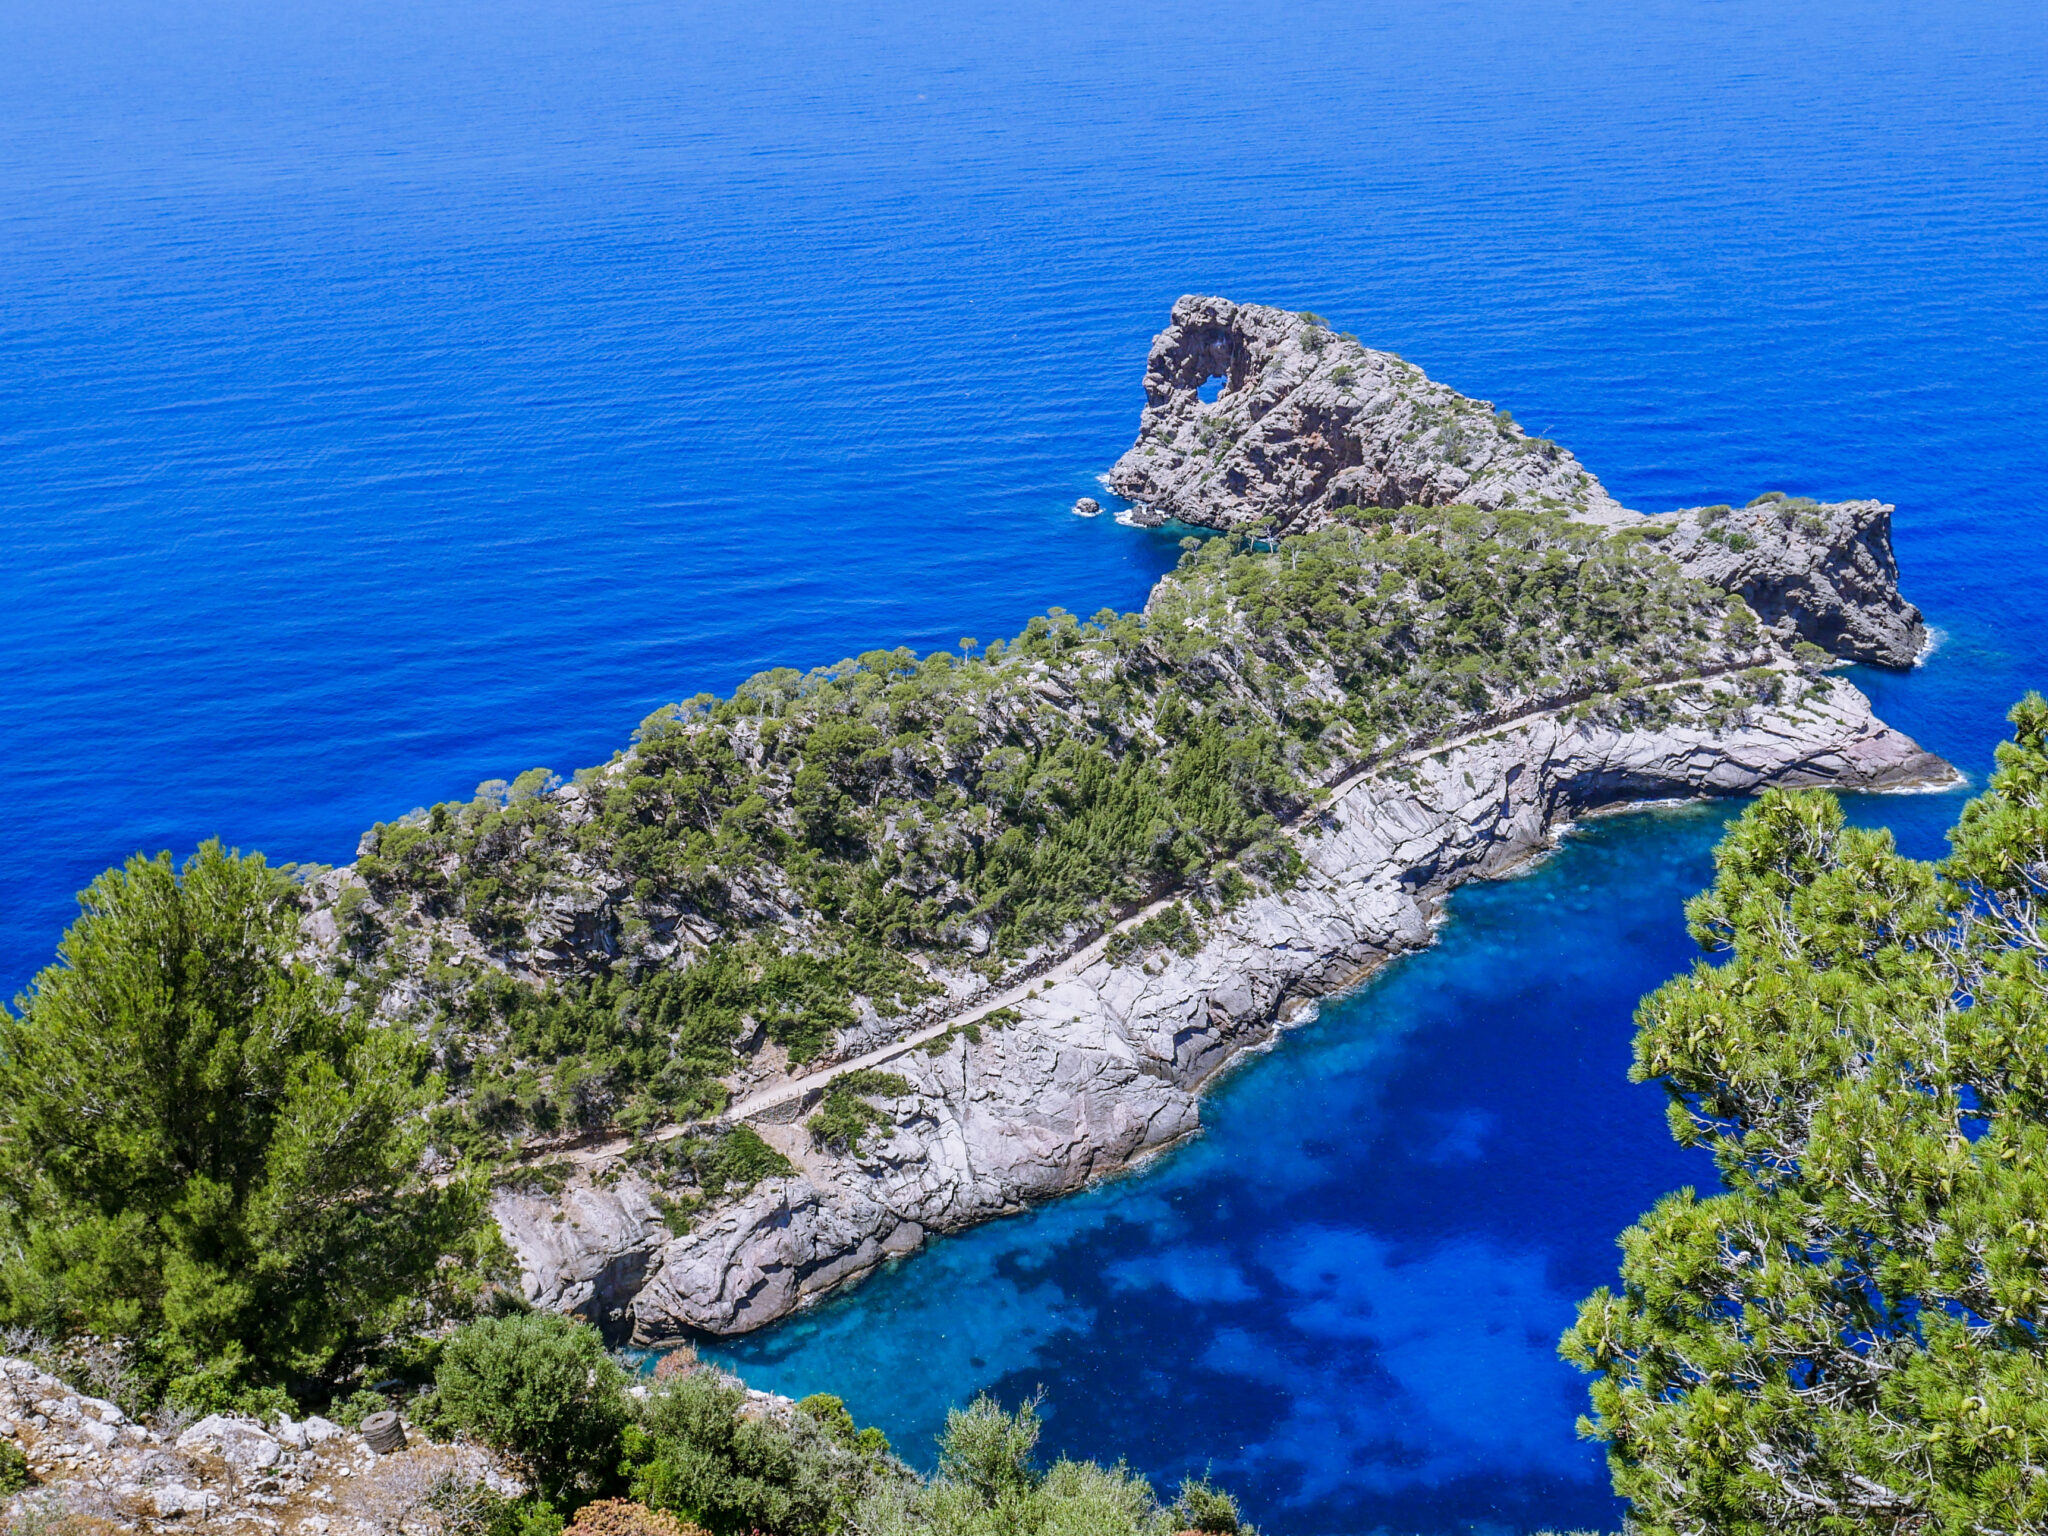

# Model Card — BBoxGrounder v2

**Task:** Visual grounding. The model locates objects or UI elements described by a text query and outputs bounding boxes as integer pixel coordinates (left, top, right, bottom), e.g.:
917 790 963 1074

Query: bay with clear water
3 0 2045 1530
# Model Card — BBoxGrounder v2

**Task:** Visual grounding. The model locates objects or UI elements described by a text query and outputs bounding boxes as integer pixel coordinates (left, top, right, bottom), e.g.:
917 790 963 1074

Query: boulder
153 1483 224 1517
175 1413 282 1470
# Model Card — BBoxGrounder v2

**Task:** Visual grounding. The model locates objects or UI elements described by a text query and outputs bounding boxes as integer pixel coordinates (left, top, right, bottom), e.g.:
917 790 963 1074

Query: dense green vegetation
436 1311 635 1505
807 1070 914 1153
0 843 487 1410
328 503 1806 1162
424 1312 1253 1536
1565 697 2048 1535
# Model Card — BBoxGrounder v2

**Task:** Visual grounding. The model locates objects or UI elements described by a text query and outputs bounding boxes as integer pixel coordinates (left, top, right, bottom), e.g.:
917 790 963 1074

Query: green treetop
1564 696 2048 1535
0 841 486 1408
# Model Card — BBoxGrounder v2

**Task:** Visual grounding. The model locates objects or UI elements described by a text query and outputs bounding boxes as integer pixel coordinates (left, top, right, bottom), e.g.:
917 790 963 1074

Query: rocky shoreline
285 293 1954 1350
498 671 1954 1341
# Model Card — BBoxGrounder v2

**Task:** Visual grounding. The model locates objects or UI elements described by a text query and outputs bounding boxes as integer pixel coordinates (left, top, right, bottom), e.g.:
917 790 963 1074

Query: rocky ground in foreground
0 1354 808 1534
0 1352 473 1533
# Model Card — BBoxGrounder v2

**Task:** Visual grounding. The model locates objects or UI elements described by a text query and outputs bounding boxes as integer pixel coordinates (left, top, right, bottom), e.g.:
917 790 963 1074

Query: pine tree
0 841 484 1405
1564 697 2048 1534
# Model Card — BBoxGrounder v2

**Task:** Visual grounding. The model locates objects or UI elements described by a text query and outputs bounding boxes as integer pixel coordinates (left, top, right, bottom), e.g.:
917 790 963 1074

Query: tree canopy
0 841 485 1406
1564 696 2048 1534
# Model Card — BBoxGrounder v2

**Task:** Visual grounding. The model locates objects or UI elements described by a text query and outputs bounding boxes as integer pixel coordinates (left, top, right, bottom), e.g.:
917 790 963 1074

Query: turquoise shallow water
696 792 1966 1535
4 0 2046 1529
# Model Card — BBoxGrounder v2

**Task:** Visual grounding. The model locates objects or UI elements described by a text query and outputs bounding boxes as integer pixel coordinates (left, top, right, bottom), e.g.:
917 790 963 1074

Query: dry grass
563 1499 710 1536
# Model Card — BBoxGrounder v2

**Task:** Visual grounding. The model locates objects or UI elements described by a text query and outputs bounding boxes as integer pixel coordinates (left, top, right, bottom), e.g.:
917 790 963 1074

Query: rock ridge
1106 295 1926 667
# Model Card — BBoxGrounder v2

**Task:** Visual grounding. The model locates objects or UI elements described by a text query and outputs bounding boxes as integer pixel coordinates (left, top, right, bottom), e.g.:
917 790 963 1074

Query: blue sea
4 0 2045 1530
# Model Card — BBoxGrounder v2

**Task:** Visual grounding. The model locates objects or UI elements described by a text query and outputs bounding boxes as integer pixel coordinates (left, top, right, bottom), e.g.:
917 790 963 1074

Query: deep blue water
4 0 2045 1530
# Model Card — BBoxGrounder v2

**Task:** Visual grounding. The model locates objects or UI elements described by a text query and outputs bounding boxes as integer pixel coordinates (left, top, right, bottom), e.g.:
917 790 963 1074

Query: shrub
854 1392 1247 1535
936 1394 1042 1504
641 1128 794 1236
428 1478 568 1536
1174 1476 1244 1533
1106 903 1203 965
693 1127 792 1199
806 1071 913 1153
625 1369 885 1536
330 1388 392 1429
798 1392 891 1460
436 1314 631 1506
0 1438 27 1496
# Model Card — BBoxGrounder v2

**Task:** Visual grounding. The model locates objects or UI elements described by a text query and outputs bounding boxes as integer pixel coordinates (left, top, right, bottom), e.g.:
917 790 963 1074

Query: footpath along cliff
303 298 1950 1344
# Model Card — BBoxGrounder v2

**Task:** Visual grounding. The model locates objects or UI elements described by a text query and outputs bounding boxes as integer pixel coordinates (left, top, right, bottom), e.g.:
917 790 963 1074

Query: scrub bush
436 1313 631 1506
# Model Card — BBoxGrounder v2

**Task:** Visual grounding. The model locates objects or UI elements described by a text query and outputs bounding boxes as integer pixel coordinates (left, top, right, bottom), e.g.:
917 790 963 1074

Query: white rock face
495 675 1954 1340
177 1413 283 1469
1106 294 1632 530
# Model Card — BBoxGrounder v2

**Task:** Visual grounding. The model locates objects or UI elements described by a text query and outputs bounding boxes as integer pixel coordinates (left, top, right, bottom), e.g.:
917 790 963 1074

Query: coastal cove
692 783 1976 1536
5 0 2048 1532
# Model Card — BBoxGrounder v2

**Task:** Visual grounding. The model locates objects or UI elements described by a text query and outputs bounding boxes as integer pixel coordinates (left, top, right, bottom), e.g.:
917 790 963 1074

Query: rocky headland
508 679 1944 1339
295 297 1949 1347
1107 295 1924 669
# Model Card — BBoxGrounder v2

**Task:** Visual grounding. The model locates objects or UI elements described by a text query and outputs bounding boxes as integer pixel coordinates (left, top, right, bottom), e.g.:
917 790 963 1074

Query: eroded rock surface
1106 294 1631 531
497 674 1954 1340
0 1356 478 1534
1645 498 1927 668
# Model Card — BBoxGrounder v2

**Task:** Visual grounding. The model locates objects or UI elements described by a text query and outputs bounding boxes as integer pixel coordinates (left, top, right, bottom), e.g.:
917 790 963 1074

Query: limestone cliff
497 675 1951 1341
1106 294 1630 530
1106 295 1926 668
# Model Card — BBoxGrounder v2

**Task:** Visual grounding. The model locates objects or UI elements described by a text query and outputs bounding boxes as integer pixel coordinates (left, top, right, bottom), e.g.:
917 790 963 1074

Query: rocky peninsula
299 297 1949 1345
